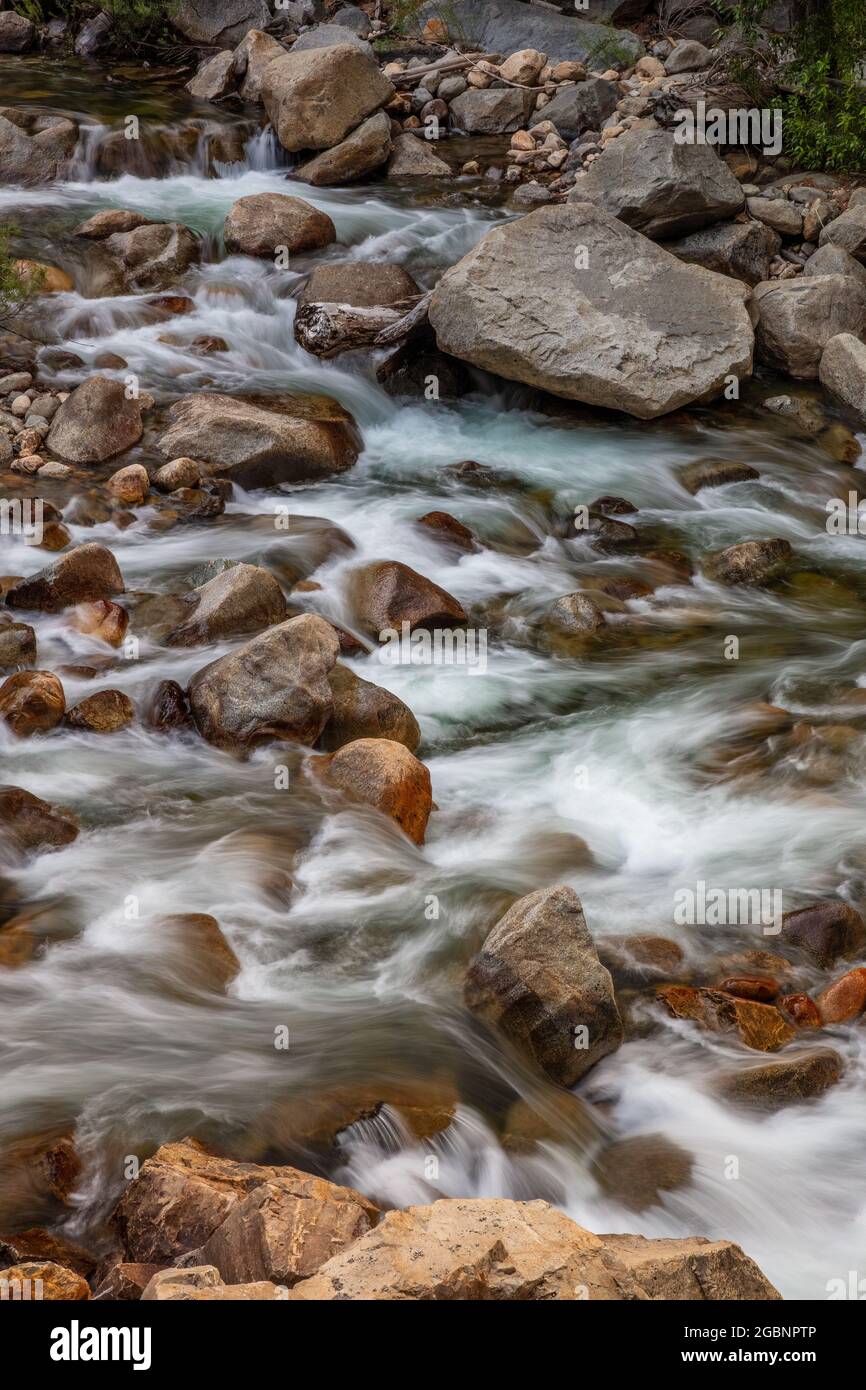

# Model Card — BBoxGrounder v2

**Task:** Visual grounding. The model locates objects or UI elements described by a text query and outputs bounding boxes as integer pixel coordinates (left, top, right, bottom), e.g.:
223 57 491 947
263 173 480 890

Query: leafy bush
11 0 176 43
0 226 38 324
722 0 866 172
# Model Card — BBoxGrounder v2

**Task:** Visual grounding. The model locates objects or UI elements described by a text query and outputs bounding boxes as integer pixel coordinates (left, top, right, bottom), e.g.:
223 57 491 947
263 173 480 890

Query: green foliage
0 226 37 323
11 0 176 42
722 0 866 172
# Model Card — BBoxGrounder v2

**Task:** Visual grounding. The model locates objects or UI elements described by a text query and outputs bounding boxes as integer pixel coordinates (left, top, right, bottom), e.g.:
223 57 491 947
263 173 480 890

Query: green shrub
0 226 38 324
722 0 866 172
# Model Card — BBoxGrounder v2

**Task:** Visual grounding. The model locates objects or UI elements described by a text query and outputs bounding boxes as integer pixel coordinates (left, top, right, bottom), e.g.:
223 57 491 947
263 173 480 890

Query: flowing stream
3 61 866 1300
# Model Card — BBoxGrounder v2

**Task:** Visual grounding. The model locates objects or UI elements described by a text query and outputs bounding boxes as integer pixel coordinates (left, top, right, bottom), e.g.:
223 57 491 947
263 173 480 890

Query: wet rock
223 192 336 257
46 377 142 464
465 885 622 1086
157 913 240 991
780 901 866 968
166 563 287 646
107 463 149 506
715 1049 843 1109
319 664 420 753
428 203 753 420
753 275 866 379
188 613 340 753
571 129 744 239
104 222 201 292
387 133 451 177
657 985 796 1051
594 1134 694 1212
0 620 36 669
0 670 65 737
70 599 128 648
172 0 270 47
188 1169 378 1287
6 543 124 612
318 737 432 844
66 689 134 734
262 43 393 154
762 393 826 434
288 1196 777 1300
0 1227 96 1279
0 1260 89 1300
450 88 536 135
157 393 359 489
0 786 78 853
187 50 236 101
718 976 779 1003
297 111 392 186
665 220 780 287
818 203 866 261
816 967 866 1024
415 511 477 553
703 539 793 587
545 591 606 637
680 459 759 493
154 457 201 491
819 334 866 424
500 1090 600 1153
0 12 35 51
111 1136 376 1266
349 560 466 638
298 261 419 310
779 992 821 1028
235 29 286 102
598 934 686 985
93 1263 162 1301
73 208 155 241
147 679 191 733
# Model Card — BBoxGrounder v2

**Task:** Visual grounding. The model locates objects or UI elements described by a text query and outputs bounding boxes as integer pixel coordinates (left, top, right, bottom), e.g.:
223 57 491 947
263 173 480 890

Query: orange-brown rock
70 599 129 647
0 1260 89 1299
0 1226 96 1278
286 1197 780 1301
110 1137 378 1273
599 934 686 984
5 542 124 612
107 463 149 505
415 511 477 552
318 737 432 844
657 985 795 1051
66 689 134 733
816 967 866 1024
156 913 239 992
779 992 821 1027
0 670 65 736
349 559 467 637
715 1048 844 1109
319 664 420 753
718 975 780 1003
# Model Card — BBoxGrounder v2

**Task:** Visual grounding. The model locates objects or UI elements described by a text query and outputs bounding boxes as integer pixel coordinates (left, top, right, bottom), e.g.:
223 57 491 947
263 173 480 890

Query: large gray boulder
172 0 270 47
296 111 392 187
464 885 623 1086
664 220 780 287
262 44 393 154
0 114 69 185
412 0 642 64
570 129 745 239
449 88 536 135
0 12 35 51
752 275 866 378
428 203 754 420
818 204 866 262
291 22 373 57
819 334 866 423
539 78 619 140
157 393 360 489
804 244 866 288
188 614 340 753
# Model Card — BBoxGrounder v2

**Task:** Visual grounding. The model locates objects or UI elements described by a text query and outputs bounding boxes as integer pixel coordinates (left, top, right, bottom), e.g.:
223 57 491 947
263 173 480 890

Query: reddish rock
66 689 134 733
415 511 477 552
0 785 78 852
781 901 866 967
70 599 128 648
816 967 866 1025
715 1048 844 1109
718 975 780 1003
779 992 821 1028
0 1260 89 1300
349 559 467 637
93 1262 162 1300
0 1226 96 1279
657 985 795 1051
318 737 432 844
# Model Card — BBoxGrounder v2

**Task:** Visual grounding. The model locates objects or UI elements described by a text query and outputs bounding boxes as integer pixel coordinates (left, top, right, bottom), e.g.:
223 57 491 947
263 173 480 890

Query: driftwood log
294 292 432 359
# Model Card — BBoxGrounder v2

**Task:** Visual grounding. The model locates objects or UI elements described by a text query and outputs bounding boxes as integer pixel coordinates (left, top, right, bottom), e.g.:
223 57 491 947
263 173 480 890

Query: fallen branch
295 297 423 358
374 290 433 347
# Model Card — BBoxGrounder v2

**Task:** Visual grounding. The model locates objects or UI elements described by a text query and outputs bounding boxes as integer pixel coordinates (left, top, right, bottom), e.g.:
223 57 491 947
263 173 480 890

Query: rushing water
2 63 866 1300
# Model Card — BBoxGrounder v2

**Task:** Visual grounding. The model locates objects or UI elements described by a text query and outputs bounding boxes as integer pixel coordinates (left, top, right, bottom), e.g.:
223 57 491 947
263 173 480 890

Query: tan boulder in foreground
262 43 393 153
287 1197 781 1300
318 736 432 844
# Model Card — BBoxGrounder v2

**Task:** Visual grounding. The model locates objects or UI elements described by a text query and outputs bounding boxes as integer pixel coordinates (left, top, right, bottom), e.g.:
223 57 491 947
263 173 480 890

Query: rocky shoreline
1 0 865 1302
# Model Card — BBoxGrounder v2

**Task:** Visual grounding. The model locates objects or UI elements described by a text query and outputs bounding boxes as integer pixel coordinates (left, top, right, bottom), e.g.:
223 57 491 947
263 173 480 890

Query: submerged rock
465 885 623 1086
428 204 753 420
0 670 65 737
715 1050 844 1109
703 539 793 587
594 1134 694 1212
0 786 78 853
